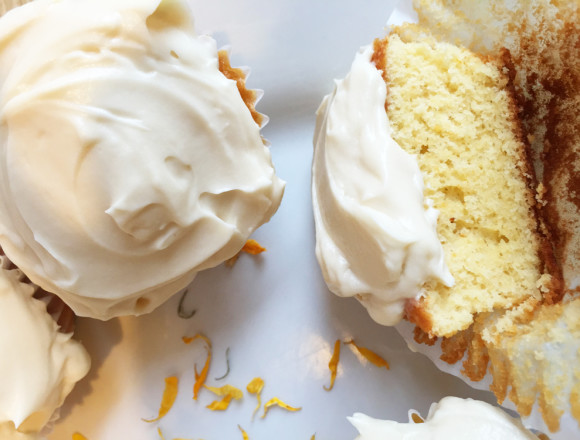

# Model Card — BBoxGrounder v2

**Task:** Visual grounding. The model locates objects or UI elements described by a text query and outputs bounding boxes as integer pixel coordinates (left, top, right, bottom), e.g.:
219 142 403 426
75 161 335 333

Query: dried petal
261 397 302 418
324 339 341 391
241 239 266 255
183 334 213 400
72 433 88 440
238 425 249 440
204 384 243 399
206 394 235 411
411 412 424 423
311 435 316 440
226 240 266 266
143 376 179 422
345 339 389 369
246 377 265 419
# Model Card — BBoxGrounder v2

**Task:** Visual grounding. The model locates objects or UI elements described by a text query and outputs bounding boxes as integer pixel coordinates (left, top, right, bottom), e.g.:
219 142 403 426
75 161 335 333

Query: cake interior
372 28 552 337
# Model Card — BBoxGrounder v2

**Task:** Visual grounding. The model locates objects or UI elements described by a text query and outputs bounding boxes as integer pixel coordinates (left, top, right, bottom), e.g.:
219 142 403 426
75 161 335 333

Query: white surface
45 0 533 439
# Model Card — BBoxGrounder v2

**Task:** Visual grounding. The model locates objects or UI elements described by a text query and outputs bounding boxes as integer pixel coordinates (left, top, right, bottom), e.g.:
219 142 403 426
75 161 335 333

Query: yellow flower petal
238 425 249 440
204 384 243 400
72 433 88 440
246 377 265 419
324 339 341 391
261 397 301 418
142 376 179 423
345 339 389 369
206 394 235 411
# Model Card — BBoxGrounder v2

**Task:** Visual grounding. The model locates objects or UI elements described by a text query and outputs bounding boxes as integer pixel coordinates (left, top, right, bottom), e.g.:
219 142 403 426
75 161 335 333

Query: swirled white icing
0 0 284 319
312 46 452 325
0 266 89 438
349 396 540 439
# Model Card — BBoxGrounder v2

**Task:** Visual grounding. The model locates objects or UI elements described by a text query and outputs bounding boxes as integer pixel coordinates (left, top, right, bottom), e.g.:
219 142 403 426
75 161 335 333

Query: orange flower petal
143 376 179 422
72 433 88 440
345 339 389 369
261 397 301 418
246 377 265 419
206 394 235 411
238 425 249 440
183 334 213 400
324 339 341 391
241 239 266 255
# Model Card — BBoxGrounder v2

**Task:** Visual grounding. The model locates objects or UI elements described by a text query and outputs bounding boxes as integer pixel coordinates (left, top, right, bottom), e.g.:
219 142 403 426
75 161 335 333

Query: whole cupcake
0 0 284 320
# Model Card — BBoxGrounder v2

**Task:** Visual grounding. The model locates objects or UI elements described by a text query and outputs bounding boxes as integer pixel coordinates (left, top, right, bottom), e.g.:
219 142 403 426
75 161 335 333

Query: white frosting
349 397 540 439
0 266 90 437
0 0 284 319
311 46 453 325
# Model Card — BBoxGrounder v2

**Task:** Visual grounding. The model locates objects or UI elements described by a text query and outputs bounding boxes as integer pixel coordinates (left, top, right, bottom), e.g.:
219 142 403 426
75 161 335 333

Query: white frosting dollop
312 46 453 325
0 0 284 319
349 397 540 439
0 265 90 437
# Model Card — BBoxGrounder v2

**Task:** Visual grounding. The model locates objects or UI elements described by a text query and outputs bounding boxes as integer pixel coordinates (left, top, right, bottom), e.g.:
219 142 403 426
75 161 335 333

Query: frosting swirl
0 0 284 319
0 264 89 437
349 397 540 439
312 46 452 325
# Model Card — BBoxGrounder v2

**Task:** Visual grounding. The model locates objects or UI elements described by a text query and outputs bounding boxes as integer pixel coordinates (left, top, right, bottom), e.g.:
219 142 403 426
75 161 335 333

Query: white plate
46 1 547 439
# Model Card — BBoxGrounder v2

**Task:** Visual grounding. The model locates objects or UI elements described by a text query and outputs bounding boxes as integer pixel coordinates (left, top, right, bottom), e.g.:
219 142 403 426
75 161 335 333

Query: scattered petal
183 334 213 400
238 425 249 440
261 397 302 418
241 239 266 255
177 289 196 319
324 339 341 391
214 347 231 381
143 376 179 422
204 384 243 400
225 239 266 266
411 412 424 423
311 435 316 440
206 394 235 411
246 377 265 419
72 433 88 440
344 339 389 369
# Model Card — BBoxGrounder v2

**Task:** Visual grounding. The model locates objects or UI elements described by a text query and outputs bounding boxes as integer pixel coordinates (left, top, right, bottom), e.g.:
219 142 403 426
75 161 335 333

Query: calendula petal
183 333 213 400
206 394 234 411
142 376 179 423
261 397 302 418
345 339 389 369
246 377 265 419
238 425 249 440
72 433 88 440
204 384 243 400
324 339 340 391
411 412 424 423
241 239 266 255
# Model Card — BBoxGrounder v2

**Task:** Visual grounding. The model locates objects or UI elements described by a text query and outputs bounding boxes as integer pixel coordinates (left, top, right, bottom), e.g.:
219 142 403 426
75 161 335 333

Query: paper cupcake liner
384 0 580 437
0 251 76 334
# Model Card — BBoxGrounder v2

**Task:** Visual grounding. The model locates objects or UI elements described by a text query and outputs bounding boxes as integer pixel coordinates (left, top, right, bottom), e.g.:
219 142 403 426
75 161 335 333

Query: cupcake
0 0 284 320
312 1 577 435
349 396 542 439
0 257 90 439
